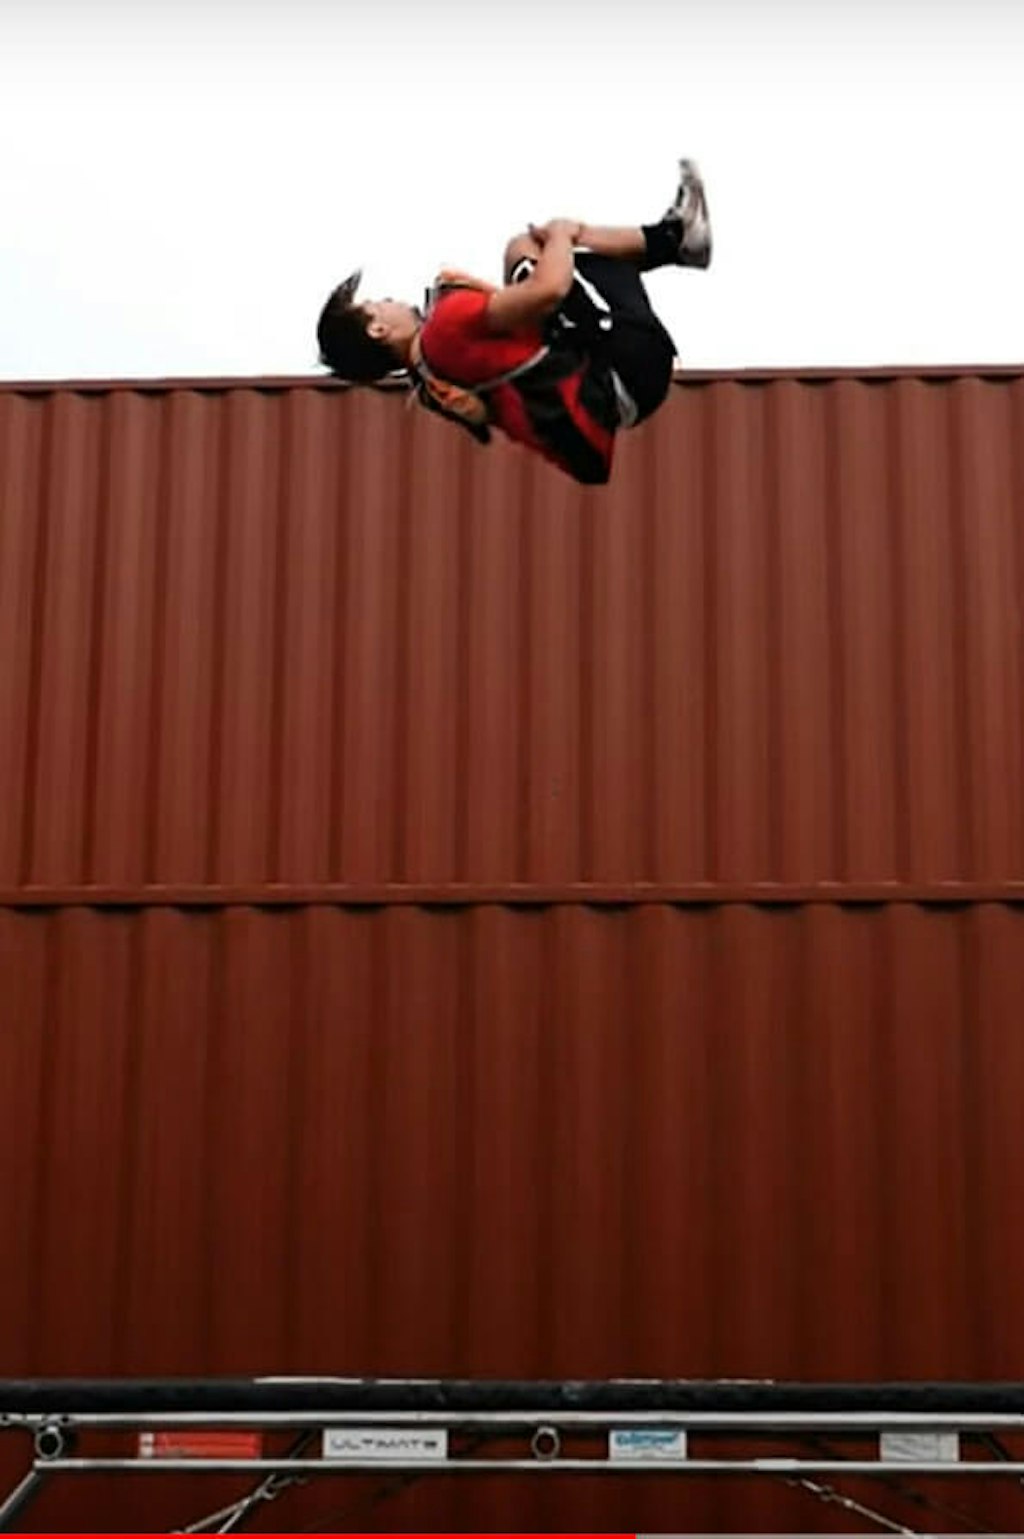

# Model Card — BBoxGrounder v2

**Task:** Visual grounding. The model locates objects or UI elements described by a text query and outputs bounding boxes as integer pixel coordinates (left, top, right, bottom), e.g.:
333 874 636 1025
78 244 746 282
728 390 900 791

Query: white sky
1 0 1022 381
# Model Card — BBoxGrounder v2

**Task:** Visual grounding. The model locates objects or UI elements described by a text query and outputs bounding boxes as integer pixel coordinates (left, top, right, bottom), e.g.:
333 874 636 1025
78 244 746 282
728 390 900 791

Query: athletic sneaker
663 158 712 269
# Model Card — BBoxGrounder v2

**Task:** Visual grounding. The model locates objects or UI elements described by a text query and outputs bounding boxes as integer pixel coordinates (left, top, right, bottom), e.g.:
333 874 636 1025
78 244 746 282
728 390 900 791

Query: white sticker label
880 1431 960 1463
609 1428 688 1462
322 1428 449 1462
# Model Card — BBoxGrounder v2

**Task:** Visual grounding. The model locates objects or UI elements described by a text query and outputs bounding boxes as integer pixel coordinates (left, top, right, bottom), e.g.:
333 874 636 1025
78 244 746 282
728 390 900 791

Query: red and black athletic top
418 288 619 485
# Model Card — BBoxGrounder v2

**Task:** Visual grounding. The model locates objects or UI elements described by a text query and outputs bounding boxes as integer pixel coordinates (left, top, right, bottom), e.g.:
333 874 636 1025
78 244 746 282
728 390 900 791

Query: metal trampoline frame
3 1377 1024 1534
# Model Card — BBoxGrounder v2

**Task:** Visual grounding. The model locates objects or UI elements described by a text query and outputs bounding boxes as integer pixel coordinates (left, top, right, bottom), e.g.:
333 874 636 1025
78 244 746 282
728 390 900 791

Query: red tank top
419 288 616 485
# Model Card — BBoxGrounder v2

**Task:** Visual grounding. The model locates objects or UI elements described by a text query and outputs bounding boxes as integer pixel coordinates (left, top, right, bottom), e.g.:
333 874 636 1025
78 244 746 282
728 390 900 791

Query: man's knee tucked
503 232 542 281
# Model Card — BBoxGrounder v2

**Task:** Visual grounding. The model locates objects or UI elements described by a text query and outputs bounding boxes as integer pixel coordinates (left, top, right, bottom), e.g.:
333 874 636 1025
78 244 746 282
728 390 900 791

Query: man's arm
486 220 579 334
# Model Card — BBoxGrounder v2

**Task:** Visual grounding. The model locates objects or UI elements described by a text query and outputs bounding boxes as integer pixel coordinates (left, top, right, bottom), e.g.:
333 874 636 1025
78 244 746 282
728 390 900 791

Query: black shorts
569 253 674 424
509 250 677 425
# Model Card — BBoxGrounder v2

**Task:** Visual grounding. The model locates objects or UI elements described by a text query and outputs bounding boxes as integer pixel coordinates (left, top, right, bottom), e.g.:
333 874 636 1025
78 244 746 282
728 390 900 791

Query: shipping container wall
2 374 1024 895
2 900 1024 1532
3 369 1024 1531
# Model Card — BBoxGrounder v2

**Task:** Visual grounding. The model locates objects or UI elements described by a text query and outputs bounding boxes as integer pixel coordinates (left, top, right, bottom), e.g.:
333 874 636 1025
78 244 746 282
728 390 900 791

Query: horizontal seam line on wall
3 882 1024 909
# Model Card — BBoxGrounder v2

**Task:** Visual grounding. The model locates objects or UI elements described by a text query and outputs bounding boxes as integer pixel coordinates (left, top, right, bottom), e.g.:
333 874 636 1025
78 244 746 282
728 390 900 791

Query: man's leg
503 159 711 282
574 225 648 261
580 159 712 269
501 238 675 417
504 233 672 331
510 220 691 275
503 162 710 426
507 223 648 267
601 310 676 424
578 170 711 272
575 221 695 273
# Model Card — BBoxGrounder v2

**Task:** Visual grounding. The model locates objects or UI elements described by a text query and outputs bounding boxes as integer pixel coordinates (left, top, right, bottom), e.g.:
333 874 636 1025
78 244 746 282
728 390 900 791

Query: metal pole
36 1456 1024 1476
8 1409 1024 1430
0 1468 47 1532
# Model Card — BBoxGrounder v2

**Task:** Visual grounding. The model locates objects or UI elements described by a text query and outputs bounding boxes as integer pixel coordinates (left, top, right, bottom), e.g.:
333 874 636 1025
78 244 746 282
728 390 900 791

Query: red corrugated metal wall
2 372 1024 1531
3 373 1024 893
3 901 1024 1532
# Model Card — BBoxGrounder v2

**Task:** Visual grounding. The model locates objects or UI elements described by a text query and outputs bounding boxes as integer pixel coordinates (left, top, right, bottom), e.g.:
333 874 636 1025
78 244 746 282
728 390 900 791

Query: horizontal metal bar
37 1457 1024 1477
7 1376 1024 1417
6 880 1024 909
5 365 1023 401
8 1410 1024 1430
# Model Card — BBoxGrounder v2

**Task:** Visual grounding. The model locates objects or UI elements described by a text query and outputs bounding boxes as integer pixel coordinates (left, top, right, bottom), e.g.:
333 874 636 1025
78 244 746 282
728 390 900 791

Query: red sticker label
137 1430 263 1459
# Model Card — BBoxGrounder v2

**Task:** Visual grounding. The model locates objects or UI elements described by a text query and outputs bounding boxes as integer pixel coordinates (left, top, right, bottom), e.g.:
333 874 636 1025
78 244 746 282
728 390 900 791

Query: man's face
364 298 418 344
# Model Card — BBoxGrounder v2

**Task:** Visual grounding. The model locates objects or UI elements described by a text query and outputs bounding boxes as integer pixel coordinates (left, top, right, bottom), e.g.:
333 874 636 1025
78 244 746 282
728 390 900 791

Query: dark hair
317 282 400 383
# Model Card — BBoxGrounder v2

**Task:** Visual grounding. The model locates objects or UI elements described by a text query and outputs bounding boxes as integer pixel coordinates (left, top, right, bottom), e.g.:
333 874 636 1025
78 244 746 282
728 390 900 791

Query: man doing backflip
316 159 712 485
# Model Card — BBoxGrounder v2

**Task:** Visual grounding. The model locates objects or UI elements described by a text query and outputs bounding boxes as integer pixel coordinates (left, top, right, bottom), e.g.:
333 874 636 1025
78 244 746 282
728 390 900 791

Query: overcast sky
2 0 1022 381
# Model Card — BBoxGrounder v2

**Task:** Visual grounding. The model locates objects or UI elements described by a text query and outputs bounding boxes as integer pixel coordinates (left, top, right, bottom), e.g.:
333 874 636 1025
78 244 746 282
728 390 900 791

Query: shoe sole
669 158 712 268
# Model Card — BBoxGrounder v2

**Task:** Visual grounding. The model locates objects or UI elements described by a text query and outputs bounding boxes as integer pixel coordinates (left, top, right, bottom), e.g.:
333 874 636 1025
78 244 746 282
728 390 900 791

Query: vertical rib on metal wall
3 374 1024 892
